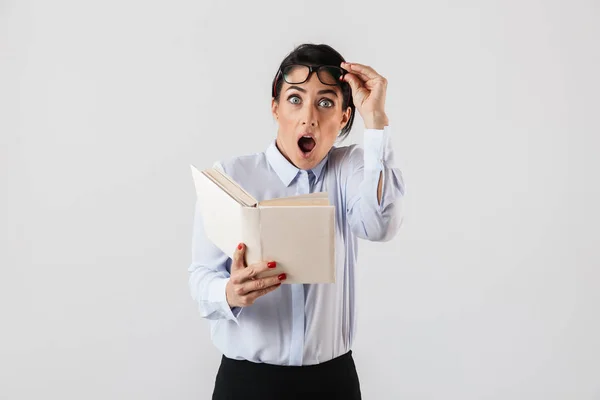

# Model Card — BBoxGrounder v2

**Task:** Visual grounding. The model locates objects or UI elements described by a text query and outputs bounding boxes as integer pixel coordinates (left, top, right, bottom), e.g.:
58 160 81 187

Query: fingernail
278 273 286 280
268 261 276 268
237 243 243 250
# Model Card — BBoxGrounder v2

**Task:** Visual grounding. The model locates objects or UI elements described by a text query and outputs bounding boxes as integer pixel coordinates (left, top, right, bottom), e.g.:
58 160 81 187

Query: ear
271 98 279 121
340 106 351 130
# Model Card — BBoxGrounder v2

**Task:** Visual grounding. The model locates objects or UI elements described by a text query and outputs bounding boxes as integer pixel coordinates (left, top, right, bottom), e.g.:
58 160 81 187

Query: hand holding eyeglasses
340 62 389 130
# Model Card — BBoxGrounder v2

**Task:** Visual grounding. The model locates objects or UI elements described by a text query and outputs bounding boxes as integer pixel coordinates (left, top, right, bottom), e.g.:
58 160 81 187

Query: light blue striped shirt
188 126 405 366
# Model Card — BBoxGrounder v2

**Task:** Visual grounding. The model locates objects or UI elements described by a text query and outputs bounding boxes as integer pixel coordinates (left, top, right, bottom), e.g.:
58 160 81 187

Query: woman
189 43 405 399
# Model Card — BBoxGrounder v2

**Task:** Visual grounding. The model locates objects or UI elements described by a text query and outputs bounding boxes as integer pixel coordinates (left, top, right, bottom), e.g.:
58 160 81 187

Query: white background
1 0 599 399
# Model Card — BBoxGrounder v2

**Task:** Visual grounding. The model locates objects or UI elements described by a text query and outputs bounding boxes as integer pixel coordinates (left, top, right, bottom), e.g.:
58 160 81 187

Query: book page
257 192 329 207
202 168 257 207
258 198 330 207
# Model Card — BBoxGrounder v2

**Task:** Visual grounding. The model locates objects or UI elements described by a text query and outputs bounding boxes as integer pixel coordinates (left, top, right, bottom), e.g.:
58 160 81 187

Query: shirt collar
265 140 330 187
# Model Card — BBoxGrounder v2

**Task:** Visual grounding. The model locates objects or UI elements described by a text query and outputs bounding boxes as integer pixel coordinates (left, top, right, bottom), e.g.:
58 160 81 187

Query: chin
293 158 317 170
293 146 322 169
277 134 329 170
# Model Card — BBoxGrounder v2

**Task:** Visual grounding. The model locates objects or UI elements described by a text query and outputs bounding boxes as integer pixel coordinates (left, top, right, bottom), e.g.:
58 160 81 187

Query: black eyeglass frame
272 64 348 98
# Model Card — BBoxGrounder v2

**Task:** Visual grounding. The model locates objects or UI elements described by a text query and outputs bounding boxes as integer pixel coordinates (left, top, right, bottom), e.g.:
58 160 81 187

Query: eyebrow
286 85 338 98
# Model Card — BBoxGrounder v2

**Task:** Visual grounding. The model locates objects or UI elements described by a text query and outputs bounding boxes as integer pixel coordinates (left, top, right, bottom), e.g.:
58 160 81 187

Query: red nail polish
268 261 276 268
278 273 286 280
237 243 243 250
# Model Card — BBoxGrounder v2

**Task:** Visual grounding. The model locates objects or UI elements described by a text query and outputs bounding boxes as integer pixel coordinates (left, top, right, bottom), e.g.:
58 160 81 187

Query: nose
301 104 317 127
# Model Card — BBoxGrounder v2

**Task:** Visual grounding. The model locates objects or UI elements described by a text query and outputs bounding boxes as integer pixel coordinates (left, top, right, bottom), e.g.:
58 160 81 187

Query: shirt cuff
211 277 241 323
363 125 392 170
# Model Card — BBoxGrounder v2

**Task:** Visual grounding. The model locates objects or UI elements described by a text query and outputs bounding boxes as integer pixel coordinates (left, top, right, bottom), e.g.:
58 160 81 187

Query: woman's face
271 69 351 170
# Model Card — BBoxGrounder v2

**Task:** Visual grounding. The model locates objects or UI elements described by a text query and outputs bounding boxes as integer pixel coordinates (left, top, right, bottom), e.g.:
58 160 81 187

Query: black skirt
212 350 362 400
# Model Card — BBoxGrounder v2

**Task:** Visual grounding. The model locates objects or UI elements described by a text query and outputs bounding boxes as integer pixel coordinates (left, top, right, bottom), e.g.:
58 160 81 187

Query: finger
343 73 367 104
231 242 246 272
241 260 277 281
244 280 283 304
344 66 386 91
342 62 381 81
342 65 370 84
239 273 286 296
343 73 363 94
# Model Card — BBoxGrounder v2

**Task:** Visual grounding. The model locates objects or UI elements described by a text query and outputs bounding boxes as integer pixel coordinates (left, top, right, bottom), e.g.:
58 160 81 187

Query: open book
190 164 335 284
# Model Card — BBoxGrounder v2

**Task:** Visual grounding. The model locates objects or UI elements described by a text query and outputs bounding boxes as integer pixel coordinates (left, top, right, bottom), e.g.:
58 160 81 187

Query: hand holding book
225 243 287 308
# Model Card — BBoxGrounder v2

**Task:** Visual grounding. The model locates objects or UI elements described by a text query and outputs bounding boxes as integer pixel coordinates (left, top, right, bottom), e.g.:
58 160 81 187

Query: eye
287 95 301 105
319 99 334 108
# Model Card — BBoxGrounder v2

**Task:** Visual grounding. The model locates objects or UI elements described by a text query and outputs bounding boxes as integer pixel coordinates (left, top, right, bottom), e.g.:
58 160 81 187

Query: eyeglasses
273 64 347 97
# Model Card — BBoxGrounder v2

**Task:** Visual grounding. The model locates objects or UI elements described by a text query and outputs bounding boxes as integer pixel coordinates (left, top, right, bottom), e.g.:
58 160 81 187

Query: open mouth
298 135 316 155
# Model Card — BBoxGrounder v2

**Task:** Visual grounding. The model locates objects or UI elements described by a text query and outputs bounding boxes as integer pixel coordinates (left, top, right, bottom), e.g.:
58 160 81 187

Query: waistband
221 350 354 372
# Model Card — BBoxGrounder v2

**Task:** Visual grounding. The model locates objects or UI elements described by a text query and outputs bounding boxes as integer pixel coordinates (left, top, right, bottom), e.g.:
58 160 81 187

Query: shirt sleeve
345 125 405 241
187 163 242 324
